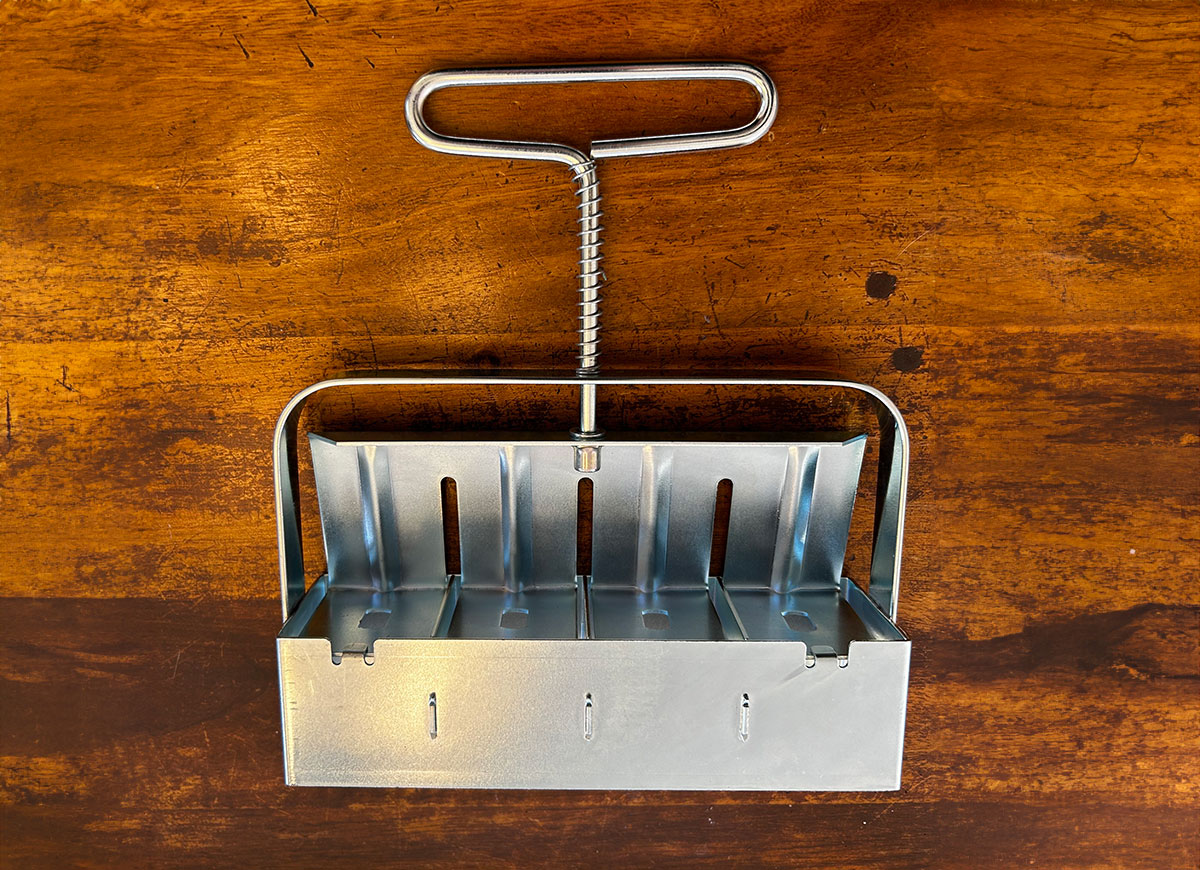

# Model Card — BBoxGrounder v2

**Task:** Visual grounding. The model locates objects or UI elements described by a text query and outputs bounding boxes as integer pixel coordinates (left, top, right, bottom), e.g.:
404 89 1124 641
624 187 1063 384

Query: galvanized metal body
278 626 909 790
274 373 911 790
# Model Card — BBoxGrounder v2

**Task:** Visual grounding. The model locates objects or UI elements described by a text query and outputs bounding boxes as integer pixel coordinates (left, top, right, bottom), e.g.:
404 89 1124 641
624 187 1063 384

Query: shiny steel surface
570 161 602 381
278 633 909 790
309 435 865 593
274 373 909 624
274 374 911 790
404 63 778 436
403 62 777 169
303 432 868 646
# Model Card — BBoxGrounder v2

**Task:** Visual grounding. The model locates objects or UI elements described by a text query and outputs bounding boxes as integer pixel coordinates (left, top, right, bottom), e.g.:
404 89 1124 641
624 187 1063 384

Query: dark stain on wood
891 346 924 372
866 270 898 300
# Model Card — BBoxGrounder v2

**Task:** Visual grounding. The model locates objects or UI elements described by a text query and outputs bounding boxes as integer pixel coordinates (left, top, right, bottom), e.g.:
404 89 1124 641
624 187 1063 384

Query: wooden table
2 1 1197 867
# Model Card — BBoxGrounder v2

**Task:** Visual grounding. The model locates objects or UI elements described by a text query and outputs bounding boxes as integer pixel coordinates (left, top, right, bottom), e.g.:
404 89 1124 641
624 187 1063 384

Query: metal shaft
571 160 603 437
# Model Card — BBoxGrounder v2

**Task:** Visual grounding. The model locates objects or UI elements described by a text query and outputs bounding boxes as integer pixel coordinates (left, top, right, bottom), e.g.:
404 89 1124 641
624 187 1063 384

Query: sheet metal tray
274 373 910 790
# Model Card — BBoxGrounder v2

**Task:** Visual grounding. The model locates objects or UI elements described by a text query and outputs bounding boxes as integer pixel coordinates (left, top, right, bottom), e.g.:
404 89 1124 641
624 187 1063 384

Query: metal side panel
791 434 868 591
311 436 453 588
657 447 721 589
513 445 580 588
721 445 802 588
380 447 450 586
588 444 646 589
309 435 377 589
278 636 910 790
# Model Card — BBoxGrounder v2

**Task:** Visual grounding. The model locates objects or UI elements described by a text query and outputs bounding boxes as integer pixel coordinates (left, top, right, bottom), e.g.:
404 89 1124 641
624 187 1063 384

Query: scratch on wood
175 293 218 352
900 228 932 255
233 35 250 59
361 318 380 369
55 366 78 393
298 45 314 68
703 279 726 340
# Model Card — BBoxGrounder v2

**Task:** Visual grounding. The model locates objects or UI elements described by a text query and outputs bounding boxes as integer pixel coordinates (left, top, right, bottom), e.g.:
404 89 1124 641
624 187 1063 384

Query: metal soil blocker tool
273 62 911 789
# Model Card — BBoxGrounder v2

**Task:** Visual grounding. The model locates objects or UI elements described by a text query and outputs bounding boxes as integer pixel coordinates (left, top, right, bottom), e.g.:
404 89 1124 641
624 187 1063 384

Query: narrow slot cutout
576 477 593 577
440 477 461 575
709 478 733 578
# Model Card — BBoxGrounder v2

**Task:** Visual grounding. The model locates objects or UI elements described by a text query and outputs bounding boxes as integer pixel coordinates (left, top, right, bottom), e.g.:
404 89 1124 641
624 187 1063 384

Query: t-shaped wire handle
404 62 778 452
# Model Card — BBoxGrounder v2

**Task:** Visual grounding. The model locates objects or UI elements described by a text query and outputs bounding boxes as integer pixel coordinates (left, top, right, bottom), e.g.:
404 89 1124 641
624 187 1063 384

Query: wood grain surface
1 1 1197 867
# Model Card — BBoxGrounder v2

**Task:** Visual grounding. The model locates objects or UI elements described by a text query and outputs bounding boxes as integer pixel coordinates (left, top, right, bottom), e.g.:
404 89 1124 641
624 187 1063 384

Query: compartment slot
724 587 881 650
589 588 725 640
447 587 580 639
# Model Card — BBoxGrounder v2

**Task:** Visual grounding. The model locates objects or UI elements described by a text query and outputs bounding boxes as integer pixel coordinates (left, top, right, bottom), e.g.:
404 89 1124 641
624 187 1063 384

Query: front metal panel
279 635 910 790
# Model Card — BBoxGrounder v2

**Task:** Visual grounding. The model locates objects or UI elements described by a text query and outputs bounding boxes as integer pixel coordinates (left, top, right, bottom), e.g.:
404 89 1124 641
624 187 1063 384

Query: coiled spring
572 160 603 374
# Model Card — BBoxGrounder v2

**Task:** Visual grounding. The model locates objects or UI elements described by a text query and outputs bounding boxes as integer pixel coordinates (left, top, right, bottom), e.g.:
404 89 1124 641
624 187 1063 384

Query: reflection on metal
274 62 911 791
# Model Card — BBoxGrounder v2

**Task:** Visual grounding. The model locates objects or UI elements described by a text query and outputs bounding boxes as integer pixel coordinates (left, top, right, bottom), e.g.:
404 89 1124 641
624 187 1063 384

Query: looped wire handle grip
403 62 777 443
404 62 777 165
